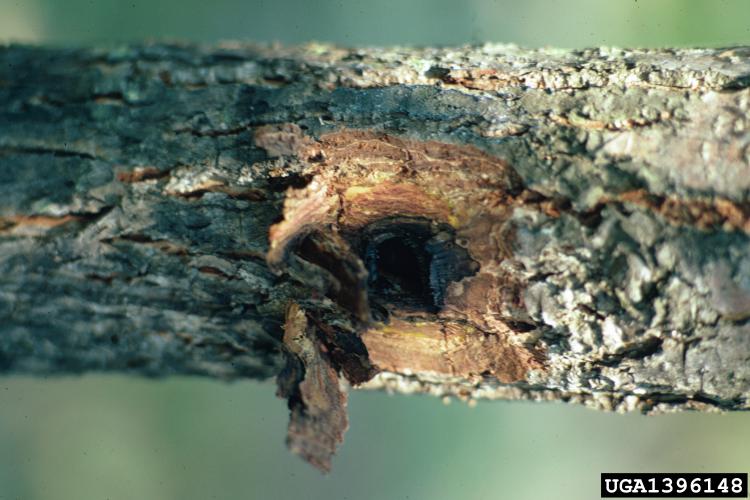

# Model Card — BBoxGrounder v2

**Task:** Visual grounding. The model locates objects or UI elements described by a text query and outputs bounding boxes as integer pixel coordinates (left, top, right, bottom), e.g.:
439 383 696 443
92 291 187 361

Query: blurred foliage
1 1 749 499
2 0 750 47
1 377 748 500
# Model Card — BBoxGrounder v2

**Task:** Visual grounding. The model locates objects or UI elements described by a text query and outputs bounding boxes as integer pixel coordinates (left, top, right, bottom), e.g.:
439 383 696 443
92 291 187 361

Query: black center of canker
291 217 478 320
364 223 434 310
358 218 478 315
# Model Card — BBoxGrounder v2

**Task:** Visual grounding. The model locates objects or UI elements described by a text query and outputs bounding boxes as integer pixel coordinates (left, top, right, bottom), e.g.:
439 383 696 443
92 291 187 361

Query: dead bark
2 43 750 448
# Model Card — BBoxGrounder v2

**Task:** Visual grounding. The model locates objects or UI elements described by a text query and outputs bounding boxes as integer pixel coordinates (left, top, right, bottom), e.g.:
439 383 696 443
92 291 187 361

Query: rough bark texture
2 42 750 417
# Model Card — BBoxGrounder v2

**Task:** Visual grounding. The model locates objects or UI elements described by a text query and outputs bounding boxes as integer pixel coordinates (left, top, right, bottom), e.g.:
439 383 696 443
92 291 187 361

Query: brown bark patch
0 214 81 236
428 67 523 91
341 182 454 229
116 166 169 183
361 319 542 383
254 123 317 158
294 231 370 321
277 303 348 473
607 189 750 233
266 179 340 270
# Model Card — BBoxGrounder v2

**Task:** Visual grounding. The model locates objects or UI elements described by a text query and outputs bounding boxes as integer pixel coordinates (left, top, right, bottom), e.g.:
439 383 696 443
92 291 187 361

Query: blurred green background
1 0 750 499
3 0 750 47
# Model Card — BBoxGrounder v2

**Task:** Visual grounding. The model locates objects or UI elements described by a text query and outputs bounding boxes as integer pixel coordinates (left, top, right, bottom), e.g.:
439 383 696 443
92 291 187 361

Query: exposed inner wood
266 127 549 386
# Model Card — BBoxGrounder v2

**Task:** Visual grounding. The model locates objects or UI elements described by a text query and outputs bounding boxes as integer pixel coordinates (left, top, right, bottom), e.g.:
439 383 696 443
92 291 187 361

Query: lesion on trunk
265 125 568 470
265 125 554 385
3 42 750 471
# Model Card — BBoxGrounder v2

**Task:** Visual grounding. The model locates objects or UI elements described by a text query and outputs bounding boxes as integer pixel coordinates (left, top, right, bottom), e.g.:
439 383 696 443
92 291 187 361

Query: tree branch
2 42 750 421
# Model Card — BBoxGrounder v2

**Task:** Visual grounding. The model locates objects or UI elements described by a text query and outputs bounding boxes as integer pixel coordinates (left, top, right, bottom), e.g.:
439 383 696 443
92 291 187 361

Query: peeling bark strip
277 303 348 473
1 42 750 468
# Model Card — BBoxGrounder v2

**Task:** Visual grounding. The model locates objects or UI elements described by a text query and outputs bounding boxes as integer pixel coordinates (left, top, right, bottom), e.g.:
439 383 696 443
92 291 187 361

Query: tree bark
2 42 750 417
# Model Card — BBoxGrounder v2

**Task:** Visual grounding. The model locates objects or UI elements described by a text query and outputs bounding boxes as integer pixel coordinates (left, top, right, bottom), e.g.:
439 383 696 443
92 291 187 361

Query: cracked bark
2 42 750 433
